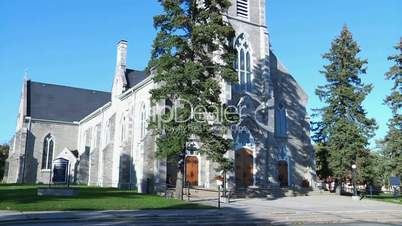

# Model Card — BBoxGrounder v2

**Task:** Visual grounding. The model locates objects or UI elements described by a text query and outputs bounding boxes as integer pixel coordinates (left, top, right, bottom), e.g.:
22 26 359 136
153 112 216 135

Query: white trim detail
41 134 55 170
234 33 254 92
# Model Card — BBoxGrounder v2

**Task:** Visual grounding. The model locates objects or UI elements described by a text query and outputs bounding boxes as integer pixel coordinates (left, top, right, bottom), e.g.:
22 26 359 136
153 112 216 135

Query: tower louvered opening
237 0 249 18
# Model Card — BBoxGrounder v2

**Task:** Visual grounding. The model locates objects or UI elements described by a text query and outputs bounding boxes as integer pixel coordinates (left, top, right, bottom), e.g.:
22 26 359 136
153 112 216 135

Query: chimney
112 40 128 98
116 40 128 73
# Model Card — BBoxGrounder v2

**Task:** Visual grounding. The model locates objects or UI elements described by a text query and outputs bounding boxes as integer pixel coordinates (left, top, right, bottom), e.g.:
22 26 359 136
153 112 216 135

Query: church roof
125 69 147 88
27 81 111 122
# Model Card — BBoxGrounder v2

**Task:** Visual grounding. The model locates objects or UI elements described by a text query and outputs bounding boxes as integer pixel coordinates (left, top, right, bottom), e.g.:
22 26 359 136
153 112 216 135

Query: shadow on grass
0 184 209 211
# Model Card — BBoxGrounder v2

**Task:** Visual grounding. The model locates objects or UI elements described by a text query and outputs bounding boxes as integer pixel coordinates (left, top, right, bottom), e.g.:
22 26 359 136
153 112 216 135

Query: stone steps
230 187 333 198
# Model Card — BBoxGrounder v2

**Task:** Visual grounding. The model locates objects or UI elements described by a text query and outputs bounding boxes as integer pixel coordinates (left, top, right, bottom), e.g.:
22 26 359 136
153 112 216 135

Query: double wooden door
185 156 199 186
235 149 254 188
278 160 288 187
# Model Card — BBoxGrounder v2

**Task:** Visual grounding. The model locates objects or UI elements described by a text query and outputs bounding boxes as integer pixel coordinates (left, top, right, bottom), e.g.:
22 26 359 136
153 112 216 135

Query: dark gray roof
125 69 148 88
27 81 111 122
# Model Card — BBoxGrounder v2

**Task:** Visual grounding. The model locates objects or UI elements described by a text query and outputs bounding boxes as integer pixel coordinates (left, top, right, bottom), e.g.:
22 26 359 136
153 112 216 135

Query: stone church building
3 0 316 193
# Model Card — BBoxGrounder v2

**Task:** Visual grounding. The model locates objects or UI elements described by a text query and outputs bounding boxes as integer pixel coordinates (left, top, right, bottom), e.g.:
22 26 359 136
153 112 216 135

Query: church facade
3 0 316 193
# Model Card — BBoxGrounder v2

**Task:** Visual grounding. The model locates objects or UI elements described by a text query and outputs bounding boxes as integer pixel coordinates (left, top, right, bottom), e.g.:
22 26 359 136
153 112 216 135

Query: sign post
216 177 224 209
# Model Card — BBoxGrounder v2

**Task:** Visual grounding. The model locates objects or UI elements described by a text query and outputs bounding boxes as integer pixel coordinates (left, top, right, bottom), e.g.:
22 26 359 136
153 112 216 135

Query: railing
161 182 232 206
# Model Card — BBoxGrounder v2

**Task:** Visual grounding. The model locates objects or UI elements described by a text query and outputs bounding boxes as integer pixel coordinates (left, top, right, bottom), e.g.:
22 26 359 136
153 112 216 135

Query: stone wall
89 148 99 186
5 133 22 183
77 128 91 184
118 142 132 189
26 120 78 184
101 114 115 187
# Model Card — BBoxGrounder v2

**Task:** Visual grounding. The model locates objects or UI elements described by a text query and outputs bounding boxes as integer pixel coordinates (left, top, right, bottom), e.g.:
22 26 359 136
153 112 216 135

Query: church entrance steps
159 185 335 201
230 187 333 199
184 187 221 201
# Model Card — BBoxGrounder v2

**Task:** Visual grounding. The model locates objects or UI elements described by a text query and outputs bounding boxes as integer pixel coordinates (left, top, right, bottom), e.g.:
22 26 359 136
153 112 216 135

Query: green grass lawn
367 193 402 205
0 184 209 211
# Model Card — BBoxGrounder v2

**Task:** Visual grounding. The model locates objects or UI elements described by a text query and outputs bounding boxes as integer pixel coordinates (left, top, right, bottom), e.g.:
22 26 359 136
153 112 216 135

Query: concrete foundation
37 188 80 197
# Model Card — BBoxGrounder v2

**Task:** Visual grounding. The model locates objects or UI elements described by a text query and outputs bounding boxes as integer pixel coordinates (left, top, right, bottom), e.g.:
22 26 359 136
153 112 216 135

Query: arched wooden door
278 160 288 187
235 149 254 188
185 156 199 186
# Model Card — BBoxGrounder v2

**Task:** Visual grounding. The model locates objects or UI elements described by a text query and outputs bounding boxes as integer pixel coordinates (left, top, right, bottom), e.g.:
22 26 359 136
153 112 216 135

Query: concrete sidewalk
191 195 402 225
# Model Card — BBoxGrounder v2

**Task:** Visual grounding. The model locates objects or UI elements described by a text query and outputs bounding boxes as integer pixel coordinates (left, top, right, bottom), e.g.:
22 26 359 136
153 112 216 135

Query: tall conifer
147 0 237 198
313 26 377 186
383 38 402 177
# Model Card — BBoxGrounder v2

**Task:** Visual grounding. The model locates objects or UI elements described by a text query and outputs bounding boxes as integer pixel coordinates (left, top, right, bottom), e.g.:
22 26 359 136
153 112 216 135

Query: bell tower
227 0 269 61
226 0 274 189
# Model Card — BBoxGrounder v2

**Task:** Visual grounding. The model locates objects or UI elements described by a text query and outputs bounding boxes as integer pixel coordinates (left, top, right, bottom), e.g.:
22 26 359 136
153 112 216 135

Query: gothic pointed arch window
41 134 54 170
234 33 252 92
275 103 288 137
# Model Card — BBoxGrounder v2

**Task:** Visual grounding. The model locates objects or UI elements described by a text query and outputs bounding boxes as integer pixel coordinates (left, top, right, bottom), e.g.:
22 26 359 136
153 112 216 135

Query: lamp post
178 151 186 201
216 178 223 209
352 164 358 200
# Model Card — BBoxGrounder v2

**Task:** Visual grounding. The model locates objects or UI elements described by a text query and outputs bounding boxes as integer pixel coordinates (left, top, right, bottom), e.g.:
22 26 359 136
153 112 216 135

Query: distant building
4 0 315 193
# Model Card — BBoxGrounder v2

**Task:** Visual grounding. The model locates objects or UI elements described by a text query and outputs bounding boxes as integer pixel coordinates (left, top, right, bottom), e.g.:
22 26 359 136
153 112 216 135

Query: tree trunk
175 167 184 200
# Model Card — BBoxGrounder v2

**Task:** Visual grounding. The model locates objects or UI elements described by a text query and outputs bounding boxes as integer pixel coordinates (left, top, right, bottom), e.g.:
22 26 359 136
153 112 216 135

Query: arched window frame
41 134 54 170
234 33 253 92
275 102 288 137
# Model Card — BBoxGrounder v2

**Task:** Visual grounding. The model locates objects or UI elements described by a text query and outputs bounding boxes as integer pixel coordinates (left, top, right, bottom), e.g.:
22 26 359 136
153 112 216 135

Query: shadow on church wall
23 131 38 184
77 146 90 184
119 152 137 190
269 51 315 191
228 53 314 199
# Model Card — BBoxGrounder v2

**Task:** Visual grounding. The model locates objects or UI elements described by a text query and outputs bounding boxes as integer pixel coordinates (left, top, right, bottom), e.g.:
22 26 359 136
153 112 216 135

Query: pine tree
314 144 331 180
383 38 402 177
312 26 377 186
147 0 238 199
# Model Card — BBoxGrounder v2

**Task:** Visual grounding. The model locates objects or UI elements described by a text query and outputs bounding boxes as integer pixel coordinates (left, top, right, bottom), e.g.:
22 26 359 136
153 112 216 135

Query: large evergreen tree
382 38 402 177
314 144 331 179
312 26 377 186
147 0 238 199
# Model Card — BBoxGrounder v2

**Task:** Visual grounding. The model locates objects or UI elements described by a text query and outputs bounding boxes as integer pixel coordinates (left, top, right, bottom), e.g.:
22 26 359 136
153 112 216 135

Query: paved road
0 195 401 225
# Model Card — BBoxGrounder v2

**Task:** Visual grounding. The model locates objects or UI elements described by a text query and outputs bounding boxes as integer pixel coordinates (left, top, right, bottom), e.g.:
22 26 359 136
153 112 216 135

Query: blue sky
0 0 401 147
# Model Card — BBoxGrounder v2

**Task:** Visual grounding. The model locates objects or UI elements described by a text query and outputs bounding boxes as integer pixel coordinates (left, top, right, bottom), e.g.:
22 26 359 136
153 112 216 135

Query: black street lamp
178 151 186 200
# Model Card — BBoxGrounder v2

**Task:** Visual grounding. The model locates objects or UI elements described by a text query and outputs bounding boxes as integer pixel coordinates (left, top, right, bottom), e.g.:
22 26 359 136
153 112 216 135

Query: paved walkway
0 195 401 225
192 195 402 225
